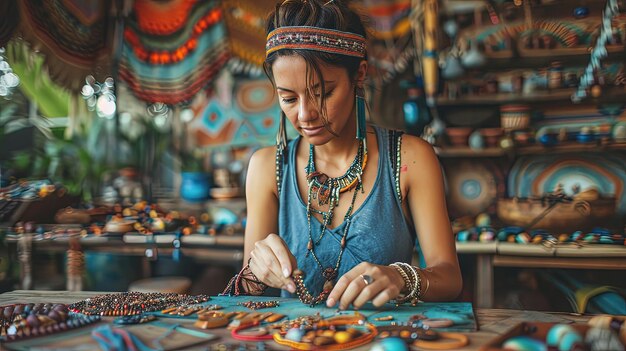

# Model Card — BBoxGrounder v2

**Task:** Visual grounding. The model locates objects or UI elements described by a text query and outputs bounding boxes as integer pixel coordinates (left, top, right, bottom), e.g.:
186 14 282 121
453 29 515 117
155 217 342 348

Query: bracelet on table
272 315 378 351
413 331 469 350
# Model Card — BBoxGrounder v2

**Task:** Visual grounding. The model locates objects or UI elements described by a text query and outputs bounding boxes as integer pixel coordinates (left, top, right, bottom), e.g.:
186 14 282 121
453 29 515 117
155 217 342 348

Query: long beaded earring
355 86 366 141
276 110 288 151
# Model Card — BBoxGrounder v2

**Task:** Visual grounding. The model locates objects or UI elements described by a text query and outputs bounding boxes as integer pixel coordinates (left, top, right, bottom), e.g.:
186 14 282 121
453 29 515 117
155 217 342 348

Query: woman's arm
243 146 279 264
242 146 296 292
402 135 462 301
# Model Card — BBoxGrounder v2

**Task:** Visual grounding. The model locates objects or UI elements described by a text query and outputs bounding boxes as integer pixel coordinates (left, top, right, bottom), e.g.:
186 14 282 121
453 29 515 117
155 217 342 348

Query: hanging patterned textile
0 1 19 48
356 0 415 83
222 1 280 76
16 0 112 92
119 0 229 105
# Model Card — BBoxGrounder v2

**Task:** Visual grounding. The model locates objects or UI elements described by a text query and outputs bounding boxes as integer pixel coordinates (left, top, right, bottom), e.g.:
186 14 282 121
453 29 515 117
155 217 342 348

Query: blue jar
180 172 211 202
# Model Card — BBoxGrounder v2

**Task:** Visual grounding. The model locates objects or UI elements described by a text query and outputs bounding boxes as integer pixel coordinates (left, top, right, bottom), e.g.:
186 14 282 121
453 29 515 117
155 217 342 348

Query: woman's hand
248 233 297 293
326 262 405 309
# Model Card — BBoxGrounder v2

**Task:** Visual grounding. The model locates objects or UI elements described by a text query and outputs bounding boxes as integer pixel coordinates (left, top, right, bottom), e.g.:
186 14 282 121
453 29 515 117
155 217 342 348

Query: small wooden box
480 322 589 351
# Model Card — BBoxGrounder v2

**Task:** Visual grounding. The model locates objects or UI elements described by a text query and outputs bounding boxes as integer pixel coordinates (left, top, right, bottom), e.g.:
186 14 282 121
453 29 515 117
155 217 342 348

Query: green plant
180 149 204 173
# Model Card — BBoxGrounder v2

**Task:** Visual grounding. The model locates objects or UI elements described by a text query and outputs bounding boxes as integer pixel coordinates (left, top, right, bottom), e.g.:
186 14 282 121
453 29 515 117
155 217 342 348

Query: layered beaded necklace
296 139 367 305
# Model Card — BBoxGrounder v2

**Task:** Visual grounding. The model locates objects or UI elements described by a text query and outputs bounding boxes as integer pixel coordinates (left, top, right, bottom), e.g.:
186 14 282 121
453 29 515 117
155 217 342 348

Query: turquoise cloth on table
149 296 478 332
278 125 419 298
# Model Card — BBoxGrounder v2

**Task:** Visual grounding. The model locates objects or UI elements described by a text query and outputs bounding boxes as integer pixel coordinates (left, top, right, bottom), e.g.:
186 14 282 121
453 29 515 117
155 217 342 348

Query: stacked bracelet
389 262 422 305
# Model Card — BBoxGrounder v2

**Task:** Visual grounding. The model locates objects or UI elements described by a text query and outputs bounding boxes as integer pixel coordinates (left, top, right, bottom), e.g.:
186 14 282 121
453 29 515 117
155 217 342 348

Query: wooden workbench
0 290 593 350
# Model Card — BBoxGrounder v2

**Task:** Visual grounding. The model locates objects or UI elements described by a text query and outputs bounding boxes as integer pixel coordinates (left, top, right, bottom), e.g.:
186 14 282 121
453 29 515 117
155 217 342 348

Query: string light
81 75 117 119
147 102 170 129
0 47 19 98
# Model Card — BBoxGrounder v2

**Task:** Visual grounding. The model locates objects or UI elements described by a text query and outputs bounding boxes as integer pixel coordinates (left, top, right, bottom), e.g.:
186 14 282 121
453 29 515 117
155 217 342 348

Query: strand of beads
292 269 334 306
68 292 211 316
238 301 280 310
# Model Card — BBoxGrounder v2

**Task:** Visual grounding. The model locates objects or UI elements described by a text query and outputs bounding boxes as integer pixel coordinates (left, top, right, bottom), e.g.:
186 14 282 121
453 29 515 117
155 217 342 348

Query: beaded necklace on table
68 292 211 316
295 139 367 305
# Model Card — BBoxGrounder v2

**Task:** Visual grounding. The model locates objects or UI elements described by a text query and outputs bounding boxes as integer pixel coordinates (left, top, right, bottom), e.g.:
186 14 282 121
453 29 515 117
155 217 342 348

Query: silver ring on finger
360 274 373 286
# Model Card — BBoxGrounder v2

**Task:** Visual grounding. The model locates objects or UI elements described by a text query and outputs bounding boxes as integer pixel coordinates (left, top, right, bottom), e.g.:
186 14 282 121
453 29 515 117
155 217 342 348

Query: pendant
322 267 337 281
323 279 335 293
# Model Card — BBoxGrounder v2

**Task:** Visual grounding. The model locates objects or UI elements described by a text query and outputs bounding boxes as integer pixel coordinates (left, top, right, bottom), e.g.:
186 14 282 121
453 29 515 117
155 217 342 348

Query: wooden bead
303 331 316 343
346 328 362 337
313 336 335 346
194 315 229 329
265 313 285 323
334 331 353 344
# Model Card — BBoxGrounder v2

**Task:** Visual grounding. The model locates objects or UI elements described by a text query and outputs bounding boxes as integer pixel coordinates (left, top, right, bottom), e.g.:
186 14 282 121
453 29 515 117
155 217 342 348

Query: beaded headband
266 26 366 58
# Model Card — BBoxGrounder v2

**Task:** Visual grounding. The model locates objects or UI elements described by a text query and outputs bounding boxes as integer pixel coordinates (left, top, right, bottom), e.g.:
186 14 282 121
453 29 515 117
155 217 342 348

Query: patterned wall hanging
357 0 415 84
188 78 297 148
222 0 280 76
119 0 229 105
442 159 506 218
507 154 626 214
16 0 112 92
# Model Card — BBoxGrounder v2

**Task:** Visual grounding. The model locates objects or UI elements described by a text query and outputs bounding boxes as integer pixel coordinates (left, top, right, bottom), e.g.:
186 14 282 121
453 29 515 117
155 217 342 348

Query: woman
226 0 461 309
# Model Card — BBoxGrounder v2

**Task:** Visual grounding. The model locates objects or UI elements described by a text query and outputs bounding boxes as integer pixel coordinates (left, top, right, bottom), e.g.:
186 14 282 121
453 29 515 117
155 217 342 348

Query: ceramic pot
480 128 504 147
446 127 473 147
180 172 211 202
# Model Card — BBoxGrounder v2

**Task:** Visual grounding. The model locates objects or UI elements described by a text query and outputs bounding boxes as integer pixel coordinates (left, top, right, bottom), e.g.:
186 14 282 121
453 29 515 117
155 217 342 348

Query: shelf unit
436 86 626 106
435 142 626 158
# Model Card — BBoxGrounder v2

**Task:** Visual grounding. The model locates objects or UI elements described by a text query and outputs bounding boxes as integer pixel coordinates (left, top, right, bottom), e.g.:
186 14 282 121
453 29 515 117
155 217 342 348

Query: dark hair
264 0 367 132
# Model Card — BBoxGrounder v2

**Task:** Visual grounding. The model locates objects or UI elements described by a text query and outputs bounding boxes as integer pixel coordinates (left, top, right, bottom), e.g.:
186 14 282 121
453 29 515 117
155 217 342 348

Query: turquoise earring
355 86 366 140
276 111 287 151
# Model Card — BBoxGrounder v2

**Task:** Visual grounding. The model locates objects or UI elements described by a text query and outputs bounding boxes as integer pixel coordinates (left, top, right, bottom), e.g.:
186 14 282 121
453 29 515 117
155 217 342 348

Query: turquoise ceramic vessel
180 172 211 202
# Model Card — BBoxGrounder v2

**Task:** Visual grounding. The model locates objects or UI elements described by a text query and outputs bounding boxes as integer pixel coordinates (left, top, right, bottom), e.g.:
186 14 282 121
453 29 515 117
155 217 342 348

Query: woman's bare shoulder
247 145 280 195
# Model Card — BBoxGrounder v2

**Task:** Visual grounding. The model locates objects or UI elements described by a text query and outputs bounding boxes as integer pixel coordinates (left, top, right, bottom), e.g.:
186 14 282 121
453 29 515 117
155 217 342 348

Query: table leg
476 254 493 308
18 234 32 290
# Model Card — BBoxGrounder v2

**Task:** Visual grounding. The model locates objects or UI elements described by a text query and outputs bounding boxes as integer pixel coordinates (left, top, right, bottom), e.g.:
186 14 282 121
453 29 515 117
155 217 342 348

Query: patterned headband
266 26 366 58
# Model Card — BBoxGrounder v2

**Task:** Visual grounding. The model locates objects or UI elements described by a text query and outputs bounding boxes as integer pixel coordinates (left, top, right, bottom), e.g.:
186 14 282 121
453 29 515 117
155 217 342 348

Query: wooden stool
128 276 192 294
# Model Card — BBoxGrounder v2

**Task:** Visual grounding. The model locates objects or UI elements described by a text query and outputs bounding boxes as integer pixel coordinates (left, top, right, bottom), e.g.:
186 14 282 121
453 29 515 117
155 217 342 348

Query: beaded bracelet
398 262 421 300
221 263 268 296
390 263 411 294
390 262 421 304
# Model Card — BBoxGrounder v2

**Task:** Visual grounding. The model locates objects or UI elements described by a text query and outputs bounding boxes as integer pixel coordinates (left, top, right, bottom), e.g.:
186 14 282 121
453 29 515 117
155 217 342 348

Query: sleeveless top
277 125 419 298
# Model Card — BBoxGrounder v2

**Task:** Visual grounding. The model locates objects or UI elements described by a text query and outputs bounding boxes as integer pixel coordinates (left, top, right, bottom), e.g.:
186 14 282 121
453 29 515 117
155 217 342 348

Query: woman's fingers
249 248 284 288
265 234 297 278
249 234 296 292
327 263 403 309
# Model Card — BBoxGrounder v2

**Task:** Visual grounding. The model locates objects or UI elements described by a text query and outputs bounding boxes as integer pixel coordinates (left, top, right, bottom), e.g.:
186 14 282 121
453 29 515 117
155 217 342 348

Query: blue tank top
278 125 418 298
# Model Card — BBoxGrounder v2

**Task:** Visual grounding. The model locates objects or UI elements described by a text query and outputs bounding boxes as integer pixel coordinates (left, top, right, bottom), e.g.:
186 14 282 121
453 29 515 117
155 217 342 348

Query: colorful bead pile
68 292 211 316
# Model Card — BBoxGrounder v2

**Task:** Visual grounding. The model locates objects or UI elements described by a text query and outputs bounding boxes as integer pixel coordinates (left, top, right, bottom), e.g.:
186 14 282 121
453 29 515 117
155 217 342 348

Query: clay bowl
446 127 473 147
480 128 504 147
103 219 136 234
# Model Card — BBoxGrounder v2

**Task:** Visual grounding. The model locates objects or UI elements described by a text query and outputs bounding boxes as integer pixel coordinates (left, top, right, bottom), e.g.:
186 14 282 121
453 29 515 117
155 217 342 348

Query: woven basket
500 104 530 131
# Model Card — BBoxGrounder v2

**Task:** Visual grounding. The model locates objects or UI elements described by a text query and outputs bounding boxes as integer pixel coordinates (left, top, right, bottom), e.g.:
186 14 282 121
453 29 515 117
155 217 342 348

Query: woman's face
272 55 357 145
